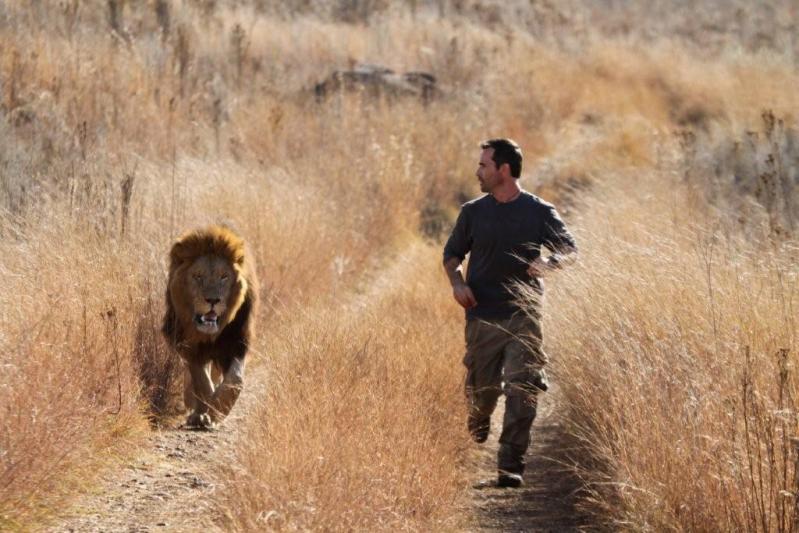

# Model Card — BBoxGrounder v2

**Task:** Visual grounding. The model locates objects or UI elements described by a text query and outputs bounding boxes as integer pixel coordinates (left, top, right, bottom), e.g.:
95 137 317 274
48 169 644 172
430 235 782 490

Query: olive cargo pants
464 312 548 475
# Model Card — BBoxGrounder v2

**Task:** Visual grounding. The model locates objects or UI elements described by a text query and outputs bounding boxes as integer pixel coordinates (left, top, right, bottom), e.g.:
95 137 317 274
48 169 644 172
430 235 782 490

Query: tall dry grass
1 0 799 530
219 243 468 531
537 135 799 530
0 217 155 528
0 122 463 527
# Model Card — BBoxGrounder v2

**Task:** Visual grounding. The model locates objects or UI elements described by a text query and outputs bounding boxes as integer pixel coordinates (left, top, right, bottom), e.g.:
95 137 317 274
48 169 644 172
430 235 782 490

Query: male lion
162 226 258 429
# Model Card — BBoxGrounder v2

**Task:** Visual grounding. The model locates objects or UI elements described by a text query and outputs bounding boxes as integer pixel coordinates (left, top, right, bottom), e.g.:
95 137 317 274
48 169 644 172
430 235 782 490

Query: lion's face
185 255 238 335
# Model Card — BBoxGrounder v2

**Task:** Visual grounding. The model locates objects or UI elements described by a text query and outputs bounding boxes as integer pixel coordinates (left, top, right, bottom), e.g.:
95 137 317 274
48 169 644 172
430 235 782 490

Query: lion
162 225 258 429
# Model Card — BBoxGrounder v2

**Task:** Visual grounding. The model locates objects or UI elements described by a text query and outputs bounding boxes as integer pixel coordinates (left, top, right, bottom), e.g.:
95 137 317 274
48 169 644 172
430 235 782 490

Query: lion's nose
206 297 220 306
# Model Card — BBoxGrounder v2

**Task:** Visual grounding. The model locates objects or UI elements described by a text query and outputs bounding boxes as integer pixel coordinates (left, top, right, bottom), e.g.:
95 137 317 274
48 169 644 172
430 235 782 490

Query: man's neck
491 182 522 203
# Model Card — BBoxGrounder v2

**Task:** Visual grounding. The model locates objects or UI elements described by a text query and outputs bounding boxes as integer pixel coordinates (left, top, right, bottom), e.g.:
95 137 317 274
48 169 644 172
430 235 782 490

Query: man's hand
444 256 477 309
528 250 577 277
453 282 477 309
527 256 553 277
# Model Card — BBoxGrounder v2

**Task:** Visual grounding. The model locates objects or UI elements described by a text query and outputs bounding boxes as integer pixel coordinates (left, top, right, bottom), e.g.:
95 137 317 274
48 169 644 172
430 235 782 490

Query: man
443 138 577 488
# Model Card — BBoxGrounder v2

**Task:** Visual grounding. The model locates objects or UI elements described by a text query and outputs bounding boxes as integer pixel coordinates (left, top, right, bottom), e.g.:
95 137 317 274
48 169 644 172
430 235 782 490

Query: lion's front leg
183 366 197 412
211 361 224 387
209 357 245 423
185 361 216 429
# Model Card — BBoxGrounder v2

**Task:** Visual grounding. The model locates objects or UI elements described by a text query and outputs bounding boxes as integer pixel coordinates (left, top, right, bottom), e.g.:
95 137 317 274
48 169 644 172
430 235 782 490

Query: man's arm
529 204 578 277
546 245 578 268
527 245 577 277
444 256 477 309
442 205 477 309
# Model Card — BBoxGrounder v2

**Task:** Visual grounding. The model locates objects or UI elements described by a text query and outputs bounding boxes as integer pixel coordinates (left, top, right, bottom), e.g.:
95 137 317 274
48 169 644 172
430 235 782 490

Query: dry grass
0 219 154 528
539 166 799 530
219 243 468 531
1 0 799 531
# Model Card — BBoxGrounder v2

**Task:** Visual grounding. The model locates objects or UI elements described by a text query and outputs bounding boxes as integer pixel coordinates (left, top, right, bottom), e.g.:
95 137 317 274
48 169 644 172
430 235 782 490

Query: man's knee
503 339 549 393
467 383 502 413
503 390 538 418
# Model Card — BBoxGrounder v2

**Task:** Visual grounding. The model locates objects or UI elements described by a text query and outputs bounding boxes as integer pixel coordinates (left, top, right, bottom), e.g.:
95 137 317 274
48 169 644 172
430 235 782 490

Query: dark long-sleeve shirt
443 191 577 320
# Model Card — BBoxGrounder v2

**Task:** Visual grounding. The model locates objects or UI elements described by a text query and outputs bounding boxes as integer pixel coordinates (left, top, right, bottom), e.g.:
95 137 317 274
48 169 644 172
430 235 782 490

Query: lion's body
162 226 258 428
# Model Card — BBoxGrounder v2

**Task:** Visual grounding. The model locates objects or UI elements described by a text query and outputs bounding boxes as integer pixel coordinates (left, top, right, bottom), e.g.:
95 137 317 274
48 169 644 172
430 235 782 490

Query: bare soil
50 374 588 532
467 384 592 532
48 368 267 533
51 428 224 533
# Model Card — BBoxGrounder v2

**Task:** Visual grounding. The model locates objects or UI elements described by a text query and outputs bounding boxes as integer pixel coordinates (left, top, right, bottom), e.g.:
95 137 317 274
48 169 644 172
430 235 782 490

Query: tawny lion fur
162 225 258 428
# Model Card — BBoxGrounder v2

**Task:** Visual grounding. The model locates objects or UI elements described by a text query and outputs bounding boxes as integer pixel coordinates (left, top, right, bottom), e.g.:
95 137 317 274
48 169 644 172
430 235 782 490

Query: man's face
476 148 502 193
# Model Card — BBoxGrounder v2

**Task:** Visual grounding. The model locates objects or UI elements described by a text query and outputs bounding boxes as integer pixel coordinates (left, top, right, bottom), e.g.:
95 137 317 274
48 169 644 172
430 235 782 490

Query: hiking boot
496 472 523 488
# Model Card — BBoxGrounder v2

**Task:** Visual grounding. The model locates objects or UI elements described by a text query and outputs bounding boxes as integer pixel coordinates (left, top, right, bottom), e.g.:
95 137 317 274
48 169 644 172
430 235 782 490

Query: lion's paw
186 412 214 430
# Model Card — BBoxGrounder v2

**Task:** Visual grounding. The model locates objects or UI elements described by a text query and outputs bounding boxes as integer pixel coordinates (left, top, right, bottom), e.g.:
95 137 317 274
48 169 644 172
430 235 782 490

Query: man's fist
527 256 552 277
453 283 477 309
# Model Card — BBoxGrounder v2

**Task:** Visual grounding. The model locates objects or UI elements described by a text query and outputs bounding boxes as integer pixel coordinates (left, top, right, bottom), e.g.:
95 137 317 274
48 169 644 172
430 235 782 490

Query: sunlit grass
1 1 798 530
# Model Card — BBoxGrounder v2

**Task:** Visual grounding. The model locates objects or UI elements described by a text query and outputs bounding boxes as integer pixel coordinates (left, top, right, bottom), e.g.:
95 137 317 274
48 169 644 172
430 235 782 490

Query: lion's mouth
194 311 219 333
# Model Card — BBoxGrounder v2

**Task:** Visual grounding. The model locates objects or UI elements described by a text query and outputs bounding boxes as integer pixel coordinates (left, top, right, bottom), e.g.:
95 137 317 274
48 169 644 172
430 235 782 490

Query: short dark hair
480 138 523 178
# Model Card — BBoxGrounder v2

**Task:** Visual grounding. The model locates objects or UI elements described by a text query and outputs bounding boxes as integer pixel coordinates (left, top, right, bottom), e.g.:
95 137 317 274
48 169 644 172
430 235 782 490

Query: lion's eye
193 274 203 282
221 274 229 281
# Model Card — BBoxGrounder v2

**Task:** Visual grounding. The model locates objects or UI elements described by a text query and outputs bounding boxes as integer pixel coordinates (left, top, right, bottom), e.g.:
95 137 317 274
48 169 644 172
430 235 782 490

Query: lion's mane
162 225 258 364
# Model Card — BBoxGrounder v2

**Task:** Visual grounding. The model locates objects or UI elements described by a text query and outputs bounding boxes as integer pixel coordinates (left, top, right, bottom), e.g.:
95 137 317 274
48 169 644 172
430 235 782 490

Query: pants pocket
464 319 481 346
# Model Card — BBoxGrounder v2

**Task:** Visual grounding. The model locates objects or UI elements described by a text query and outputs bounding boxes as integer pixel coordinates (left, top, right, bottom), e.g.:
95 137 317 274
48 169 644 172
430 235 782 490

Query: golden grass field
1 0 798 530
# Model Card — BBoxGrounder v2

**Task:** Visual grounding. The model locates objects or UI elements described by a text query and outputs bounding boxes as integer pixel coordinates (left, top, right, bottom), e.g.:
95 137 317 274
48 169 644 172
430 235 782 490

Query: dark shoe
496 472 523 488
473 473 523 489
472 477 497 490
468 417 490 443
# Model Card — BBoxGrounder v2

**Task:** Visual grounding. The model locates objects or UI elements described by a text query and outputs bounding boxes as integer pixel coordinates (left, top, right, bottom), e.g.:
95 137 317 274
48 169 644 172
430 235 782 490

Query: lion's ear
169 241 193 269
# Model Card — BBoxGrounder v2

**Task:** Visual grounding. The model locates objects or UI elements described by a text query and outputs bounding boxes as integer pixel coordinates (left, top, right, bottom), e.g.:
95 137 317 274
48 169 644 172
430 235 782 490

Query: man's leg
497 313 548 484
463 319 505 443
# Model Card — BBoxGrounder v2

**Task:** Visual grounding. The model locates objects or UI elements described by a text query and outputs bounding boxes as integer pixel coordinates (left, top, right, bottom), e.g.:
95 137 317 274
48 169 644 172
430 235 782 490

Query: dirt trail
52 374 587 533
49 243 587 531
50 366 267 533
53 429 223 533
50 369 586 532
468 384 590 532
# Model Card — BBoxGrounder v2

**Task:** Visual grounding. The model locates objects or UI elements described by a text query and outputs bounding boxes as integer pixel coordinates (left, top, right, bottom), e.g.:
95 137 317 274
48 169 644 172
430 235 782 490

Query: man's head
476 138 523 193
481 138 522 178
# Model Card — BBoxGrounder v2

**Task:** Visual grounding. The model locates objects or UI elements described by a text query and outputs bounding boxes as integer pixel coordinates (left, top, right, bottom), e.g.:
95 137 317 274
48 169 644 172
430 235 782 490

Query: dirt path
467 384 590 532
52 378 587 533
52 428 223 533
49 365 267 533
49 367 587 533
